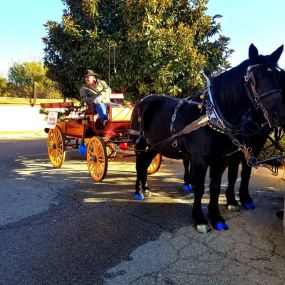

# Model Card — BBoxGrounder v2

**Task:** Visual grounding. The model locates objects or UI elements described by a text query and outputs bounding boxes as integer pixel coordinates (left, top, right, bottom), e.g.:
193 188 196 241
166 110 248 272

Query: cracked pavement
105 195 285 285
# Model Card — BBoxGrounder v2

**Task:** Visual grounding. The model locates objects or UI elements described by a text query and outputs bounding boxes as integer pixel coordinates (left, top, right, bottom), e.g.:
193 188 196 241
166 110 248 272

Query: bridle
244 64 282 128
202 65 283 166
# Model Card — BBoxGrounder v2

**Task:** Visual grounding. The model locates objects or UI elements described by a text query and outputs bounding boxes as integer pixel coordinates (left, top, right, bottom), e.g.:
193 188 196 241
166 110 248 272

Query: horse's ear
249 44 259 62
270 45 284 63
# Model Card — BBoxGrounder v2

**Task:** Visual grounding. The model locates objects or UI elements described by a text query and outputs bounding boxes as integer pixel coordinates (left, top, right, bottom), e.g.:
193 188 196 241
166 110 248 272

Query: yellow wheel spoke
87 137 108 182
47 127 66 168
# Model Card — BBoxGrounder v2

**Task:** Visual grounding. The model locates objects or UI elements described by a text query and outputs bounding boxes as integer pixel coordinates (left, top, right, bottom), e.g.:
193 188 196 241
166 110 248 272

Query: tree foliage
0 76 9 97
43 0 233 101
7 61 62 98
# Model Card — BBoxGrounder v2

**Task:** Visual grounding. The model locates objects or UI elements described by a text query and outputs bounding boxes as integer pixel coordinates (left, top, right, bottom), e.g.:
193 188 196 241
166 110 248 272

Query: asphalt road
0 135 193 284
0 134 284 285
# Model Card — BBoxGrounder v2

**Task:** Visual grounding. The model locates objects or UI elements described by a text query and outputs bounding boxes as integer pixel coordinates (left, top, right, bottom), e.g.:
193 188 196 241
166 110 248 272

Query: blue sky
0 0 285 78
207 0 285 67
0 0 64 77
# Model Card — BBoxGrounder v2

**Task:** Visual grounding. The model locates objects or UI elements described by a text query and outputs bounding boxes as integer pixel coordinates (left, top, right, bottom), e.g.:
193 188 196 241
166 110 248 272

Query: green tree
43 0 233 101
0 76 9 97
7 61 62 98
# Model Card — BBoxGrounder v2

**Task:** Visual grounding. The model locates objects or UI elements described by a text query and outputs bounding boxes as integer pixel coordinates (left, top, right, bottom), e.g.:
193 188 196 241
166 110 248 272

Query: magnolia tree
43 0 233 101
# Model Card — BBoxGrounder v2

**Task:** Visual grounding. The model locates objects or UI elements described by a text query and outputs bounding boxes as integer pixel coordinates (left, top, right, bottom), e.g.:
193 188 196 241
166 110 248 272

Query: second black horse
183 69 285 211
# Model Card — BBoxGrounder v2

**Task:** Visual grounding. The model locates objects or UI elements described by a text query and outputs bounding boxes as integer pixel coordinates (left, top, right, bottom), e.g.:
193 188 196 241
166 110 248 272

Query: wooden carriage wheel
47 126 66 168
147 153 162 175
87 136 108 182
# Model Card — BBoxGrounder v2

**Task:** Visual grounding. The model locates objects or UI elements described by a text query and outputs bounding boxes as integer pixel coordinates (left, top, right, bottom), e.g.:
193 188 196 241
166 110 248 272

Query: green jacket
79 79 111 105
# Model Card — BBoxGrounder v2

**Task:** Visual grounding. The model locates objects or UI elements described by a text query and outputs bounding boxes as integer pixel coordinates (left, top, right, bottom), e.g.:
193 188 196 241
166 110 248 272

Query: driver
79 69 111 126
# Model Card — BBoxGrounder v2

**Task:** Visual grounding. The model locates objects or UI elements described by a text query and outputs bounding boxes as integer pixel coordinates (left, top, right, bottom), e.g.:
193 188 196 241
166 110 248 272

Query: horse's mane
211 54 281 105
211 60 249 106
207 60 251 126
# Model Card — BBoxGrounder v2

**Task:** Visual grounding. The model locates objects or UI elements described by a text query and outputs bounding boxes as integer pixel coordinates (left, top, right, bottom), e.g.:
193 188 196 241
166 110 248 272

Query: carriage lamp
120 142 128 149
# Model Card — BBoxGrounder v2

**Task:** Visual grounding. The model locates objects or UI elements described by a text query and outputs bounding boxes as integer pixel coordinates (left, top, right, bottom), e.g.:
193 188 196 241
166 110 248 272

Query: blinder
244 64 282 102
244 64 282 127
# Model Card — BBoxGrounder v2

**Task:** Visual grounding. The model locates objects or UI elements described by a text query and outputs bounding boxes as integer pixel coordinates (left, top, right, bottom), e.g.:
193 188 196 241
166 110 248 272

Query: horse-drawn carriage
40 93 162 182
40 44 285 232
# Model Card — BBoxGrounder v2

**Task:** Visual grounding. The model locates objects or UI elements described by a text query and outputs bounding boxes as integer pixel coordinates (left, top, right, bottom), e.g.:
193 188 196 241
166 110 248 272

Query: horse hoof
143 190 152 198
195 224 211 234
226 204 241 212
214 222 229 231
182 184 192 191
134 193 144 200
242 202 255 209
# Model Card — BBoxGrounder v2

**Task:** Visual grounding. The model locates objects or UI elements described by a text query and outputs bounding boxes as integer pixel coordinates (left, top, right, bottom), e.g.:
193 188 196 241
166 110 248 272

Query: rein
129 114 209 150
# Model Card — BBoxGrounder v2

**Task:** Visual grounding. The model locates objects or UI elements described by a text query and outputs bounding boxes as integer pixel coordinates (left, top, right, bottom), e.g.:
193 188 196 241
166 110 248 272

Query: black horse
223 68 285 211
130 44 285 233
225 129 280 210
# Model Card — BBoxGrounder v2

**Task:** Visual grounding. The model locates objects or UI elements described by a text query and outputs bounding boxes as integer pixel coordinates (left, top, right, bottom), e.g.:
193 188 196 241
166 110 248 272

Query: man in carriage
79 69 111 126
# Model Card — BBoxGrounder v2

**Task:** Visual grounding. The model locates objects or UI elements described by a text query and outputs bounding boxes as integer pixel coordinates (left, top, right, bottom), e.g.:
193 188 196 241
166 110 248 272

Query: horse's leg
238 134 267 209
134 136 157 200
225 155 241 211
182 159 192 191
239 158 255 209
134 136 148 199
208 160 229 231
191 161 211 233
138 149 158 198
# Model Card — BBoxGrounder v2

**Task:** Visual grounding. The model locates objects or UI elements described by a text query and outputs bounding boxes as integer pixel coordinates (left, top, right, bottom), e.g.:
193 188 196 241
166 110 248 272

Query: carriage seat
85 93 133 123
109 93 133 121
109 92 125 105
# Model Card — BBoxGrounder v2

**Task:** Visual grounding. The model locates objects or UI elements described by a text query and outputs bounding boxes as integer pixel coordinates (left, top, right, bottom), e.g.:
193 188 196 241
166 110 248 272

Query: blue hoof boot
214 222 229 231
134 193 144 200
243 202 255 209
79 144 87 156
182 184 192 191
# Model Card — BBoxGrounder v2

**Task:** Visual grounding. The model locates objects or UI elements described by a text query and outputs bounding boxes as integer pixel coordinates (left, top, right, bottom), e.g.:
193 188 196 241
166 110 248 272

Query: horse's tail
129 95 161 143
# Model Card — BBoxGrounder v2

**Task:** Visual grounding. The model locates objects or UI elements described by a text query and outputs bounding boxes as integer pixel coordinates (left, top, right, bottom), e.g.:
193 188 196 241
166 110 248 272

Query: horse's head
244 44 285 127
